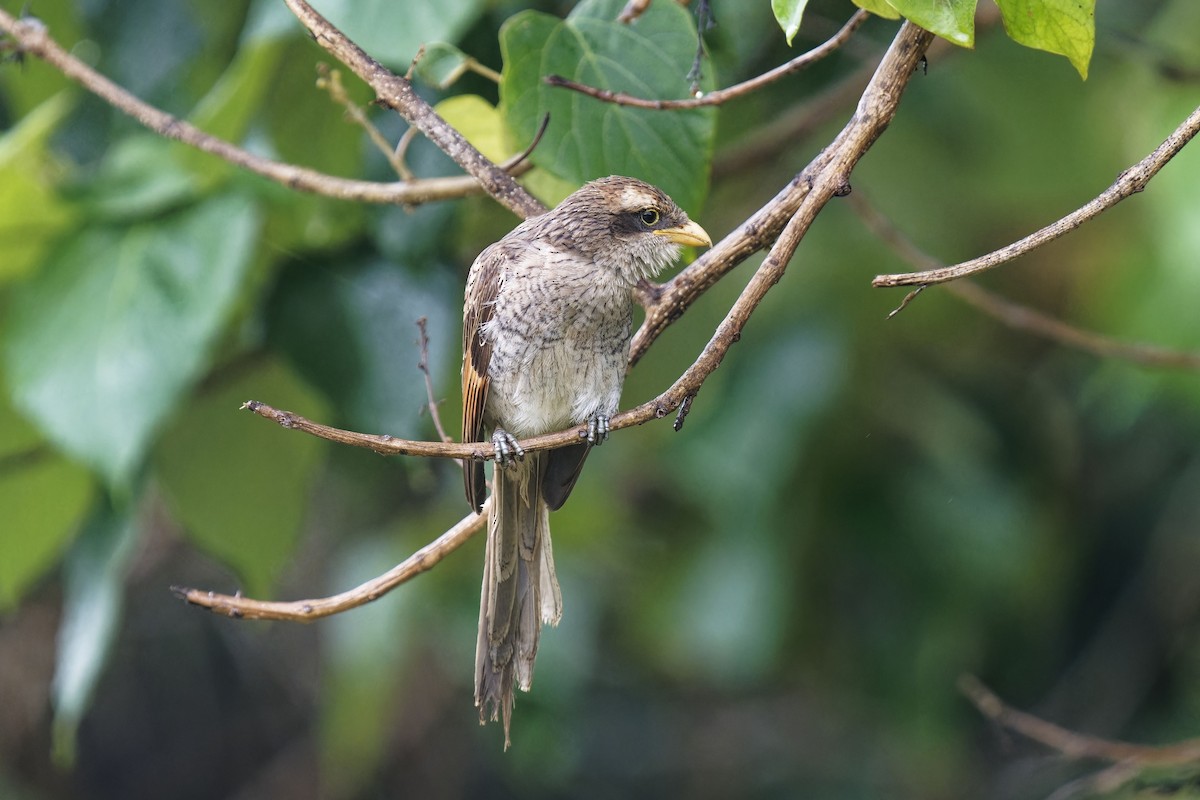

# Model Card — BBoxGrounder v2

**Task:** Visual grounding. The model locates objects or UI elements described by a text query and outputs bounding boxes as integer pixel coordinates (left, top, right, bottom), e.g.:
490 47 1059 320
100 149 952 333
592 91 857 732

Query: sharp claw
492 429 524 466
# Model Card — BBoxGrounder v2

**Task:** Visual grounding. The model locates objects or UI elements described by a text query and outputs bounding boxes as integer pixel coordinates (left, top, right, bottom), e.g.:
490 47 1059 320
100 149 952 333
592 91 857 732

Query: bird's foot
585 414 610 446
492 428 524 467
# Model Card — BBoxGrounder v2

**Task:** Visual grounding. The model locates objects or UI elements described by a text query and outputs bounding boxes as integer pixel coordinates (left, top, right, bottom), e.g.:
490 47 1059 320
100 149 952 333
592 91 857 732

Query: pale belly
485 332 626 438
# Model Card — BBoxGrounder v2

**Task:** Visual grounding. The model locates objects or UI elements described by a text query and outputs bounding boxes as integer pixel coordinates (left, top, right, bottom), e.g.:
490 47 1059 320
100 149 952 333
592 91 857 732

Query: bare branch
415 318 453 445
961 674 1200 766
631 20 936 366
281 0 544 219
173 502 488 620
545 10 870 110
850 192 1200 370
950 282 1200 370
873 102 1200 288
316 64 409 178
0 10 525 207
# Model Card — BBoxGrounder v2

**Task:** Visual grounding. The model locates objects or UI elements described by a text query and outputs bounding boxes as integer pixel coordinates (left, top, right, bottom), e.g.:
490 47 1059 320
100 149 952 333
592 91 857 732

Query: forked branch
180 21 936 620
0 8 536 208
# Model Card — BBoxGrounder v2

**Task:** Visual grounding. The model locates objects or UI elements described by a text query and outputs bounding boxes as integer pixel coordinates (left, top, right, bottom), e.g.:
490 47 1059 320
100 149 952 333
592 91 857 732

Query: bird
461 176 711 747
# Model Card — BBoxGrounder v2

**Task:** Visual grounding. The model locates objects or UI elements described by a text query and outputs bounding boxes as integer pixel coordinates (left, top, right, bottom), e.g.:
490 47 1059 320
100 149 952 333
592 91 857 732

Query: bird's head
549 176 712 284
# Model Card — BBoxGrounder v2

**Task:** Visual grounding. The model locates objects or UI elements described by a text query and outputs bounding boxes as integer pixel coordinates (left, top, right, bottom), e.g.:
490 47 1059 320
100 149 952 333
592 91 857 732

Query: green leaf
500 0 716 214
51 497 139 766
155 359 327 597
0 94 78 284
887 0 976 47
307 0 487 69
996 0 1096 79
74 135 204 221
411 42 477 88
435 95 516 163
189 34 290 145
772 0 810 46
0 380 93 610
853 0 902 19
4 193 260 492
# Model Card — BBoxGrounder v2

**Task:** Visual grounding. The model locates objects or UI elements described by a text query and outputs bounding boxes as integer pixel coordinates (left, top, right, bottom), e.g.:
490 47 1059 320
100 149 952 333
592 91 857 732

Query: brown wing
462 246 503 512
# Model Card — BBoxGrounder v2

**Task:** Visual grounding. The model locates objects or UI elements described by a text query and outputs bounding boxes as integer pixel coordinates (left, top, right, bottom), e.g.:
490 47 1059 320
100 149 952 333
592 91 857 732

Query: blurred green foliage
1 0 1199 798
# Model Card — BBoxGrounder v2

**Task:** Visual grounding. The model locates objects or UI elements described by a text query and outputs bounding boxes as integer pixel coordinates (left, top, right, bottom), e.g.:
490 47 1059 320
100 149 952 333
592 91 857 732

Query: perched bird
462 176 711 746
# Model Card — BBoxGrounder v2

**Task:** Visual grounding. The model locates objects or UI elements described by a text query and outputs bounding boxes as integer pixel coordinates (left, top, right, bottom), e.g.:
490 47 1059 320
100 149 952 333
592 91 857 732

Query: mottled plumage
462 176 710 747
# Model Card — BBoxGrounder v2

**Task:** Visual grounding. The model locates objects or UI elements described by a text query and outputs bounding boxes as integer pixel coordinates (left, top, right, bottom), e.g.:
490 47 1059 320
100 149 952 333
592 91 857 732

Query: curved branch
873 102 1200 288
174 503 488 620
545 10 870 110
849 192 1200 370
281 0 545 219
0 10 531 207
961 674 1200 766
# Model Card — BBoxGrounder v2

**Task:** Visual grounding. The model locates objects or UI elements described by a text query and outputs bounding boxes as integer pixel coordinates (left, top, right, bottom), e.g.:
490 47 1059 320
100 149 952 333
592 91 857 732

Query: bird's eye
639 208 660 227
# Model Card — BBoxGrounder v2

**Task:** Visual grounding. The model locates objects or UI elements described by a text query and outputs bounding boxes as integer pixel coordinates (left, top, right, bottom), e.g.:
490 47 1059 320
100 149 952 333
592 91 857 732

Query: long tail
475 451 563 748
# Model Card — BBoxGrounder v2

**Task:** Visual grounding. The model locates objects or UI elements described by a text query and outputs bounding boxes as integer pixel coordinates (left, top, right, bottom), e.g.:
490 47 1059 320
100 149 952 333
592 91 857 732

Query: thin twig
317 64 411 179
686 0 715 93
960 674 1200 766
174 502 488 620
281 0 544 219
873 102 1200 288
0 10 523 207
415 318 453 445
850 192 1200 370
950 282 1200 370
545 10 869 109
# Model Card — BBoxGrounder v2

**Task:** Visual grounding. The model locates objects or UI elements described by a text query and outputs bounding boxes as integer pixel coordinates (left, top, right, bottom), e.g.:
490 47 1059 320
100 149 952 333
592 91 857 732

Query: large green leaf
51 497 139 765
500 0 716 214
306 0 487 69
886 0 976 47
4 193 260 491
996 0 1096 78
72 135 204 221
155 359 327 597
0 94 77 284
0 378 93 610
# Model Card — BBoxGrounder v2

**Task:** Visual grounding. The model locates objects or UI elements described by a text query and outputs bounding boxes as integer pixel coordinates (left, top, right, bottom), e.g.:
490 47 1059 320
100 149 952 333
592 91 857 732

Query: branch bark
174 503 488 620
961 674 1200 766
280 0 545 219
0 9 536 208
873 102 1200 288
849 192 1200 370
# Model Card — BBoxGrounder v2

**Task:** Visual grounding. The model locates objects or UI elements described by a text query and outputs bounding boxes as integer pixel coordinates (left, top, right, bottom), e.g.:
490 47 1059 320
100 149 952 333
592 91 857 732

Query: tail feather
475 452 562 748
